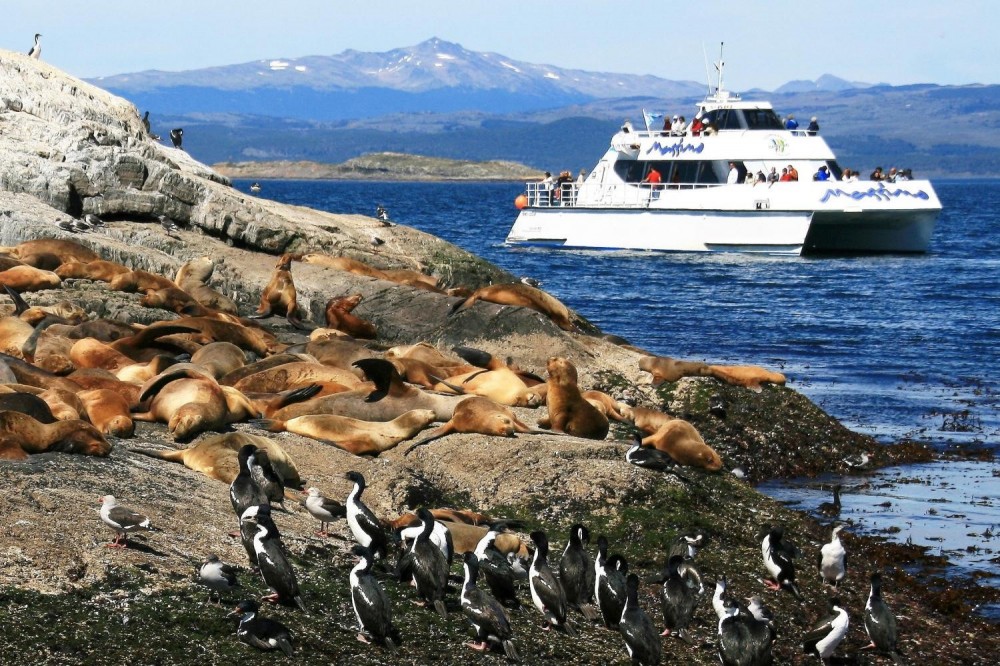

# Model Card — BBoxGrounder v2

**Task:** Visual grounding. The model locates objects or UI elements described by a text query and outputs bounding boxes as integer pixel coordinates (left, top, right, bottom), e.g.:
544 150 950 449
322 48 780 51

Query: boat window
715 109 743 131
743 109 784 130
613 160 648 183
696 162 720 185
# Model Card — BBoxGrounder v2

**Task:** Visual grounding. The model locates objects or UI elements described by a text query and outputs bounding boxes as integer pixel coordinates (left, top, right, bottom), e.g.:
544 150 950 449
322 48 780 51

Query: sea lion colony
0 236 874 664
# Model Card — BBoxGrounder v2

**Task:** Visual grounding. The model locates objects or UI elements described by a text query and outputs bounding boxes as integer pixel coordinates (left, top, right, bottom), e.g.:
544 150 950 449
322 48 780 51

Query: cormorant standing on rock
228 599 294 656
802 597 849 664
620 573 662 665
170 128 184 149
864 573 903 663
28 34 41 59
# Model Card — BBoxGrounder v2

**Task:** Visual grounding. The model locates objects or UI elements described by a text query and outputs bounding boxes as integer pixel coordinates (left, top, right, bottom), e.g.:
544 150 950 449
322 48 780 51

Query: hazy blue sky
2 1 996 91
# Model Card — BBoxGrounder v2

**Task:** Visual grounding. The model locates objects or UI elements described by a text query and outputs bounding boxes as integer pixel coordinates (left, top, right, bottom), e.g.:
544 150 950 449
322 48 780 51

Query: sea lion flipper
402 425 451 456
448 295 476 316
248 418 285 433
353 358 402 397
129 447 187 463
429 375 466 395
451 346 493 368
3 284 30 315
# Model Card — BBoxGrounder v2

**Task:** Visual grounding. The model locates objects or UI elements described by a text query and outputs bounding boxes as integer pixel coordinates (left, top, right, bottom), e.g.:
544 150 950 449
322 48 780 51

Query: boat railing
523 181 717 208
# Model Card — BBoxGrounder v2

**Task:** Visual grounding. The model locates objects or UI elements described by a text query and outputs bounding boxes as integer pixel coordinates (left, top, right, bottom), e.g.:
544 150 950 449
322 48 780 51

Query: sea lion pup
252 254 310 330
190 342 246 380
449 283 576 332
174 257 239 314
324 294 377 339
130 432 301 486
537 357 609 440
581 390 632 422
291 252 388 280
108 270 177 294
54 259 130 282
638 355 712 386
270 358 463 423
0 265 62 292
432 368 542 407
708 365 787 392
78 388 134 437
256 408 436 456
0 239 100 264
641 419 722 471
232 361 362 394
404 396 540 455
388 357 466 390
0 411 111 460
133 367 259 441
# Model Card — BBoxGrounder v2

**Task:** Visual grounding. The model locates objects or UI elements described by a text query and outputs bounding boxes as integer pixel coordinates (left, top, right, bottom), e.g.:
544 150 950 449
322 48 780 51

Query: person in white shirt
727 162 739 185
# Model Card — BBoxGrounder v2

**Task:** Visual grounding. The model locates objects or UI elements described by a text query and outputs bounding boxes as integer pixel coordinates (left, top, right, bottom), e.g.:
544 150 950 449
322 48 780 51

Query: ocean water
240 178 999 614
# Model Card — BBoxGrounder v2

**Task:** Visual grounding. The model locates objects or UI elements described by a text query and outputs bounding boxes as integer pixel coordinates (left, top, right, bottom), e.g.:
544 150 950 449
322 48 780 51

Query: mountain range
88 38 1000 178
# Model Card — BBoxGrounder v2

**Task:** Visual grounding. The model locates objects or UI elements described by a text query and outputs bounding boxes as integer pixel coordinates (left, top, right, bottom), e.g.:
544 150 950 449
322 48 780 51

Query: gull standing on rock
99 494 154 548
197 554 241 603
303 487 345 537
159 214 181 238
28 34 42 59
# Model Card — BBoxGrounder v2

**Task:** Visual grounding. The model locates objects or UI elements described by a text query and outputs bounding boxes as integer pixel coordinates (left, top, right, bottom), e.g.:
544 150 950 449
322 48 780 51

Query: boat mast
714 42 725 97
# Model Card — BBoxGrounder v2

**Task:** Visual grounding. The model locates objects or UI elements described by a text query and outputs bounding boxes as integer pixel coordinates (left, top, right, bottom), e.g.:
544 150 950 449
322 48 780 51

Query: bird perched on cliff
717 596 776 666
56 219 76 233
303 487 345 537
473 525 522 609
818 524 847 587
197 554 241 604
28 34 41 59
461 551 519 661
620 573 662 665
228 599 294 656
803 597 849 664
169 128 184 149
370 234 385 250
99 494 154 548
758 524 803 600
141 111 151 134
83 213 105 228
375 205 391 226
230 445 268 519
159 214 181 238
625 435 691 483
864 572 902 663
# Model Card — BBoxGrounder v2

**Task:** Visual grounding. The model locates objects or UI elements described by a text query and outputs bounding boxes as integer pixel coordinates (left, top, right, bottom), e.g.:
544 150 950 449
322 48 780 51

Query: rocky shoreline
1 48 997 665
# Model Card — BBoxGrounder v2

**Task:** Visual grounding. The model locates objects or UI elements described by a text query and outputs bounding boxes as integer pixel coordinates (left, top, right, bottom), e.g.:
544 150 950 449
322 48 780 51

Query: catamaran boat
506 63 941 255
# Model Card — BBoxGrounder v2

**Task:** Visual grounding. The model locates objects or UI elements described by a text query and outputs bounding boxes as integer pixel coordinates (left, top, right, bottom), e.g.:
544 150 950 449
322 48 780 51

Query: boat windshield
699 108 783 131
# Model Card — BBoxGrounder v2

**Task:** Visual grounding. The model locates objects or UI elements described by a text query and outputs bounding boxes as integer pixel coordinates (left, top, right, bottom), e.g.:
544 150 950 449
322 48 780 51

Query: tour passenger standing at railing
672 116 687 136
807 116 820 135
785 114 799 131
540 171 555 205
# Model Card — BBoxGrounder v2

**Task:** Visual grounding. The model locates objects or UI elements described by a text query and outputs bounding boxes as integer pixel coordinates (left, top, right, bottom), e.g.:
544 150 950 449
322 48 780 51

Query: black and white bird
370 234 385 249
667 532 706 594
141 111 151 134
625 435 690 483
242 503 307 612
197 554 240 603
818 524 847 588
818 484 843 517
759 524 803 600
560 523 599 622
864 572 902 663
473 525 521 609
519 276 541 288
717 596 775 666
594 535 628 629
398 512 454 567
746 595 776 628
843 452 870 469
230 444 268 519
228 599 294 657
711 576 731 620
169 127 184 149
375 205 391 225
461 551 520 661
802 597 850 664
99 494 154 548
656 554 697 642
350 544 400 650
238 505 261 569
620 573 662 666
28 34 41 59
56 219 76 233
528 530 575 635
158 214 181 238
398 507 449 618
303 487 345 537
344 471 389 559
249 449 286 512
78 213 105 231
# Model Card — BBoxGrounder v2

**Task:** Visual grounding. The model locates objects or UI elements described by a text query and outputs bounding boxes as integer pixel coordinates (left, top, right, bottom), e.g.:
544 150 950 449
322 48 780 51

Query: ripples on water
242 178 1000 614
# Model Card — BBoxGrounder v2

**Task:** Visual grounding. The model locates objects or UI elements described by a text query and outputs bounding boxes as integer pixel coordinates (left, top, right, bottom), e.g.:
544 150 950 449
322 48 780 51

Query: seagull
843 452 870 469
197 554 241 604
83 213 105 227
28 34 41 59
169 128 184 149
520 276 542 288
303 487 346 537
370 234 385 249
99 494 154 548
56 219 76 233
159 214 181 238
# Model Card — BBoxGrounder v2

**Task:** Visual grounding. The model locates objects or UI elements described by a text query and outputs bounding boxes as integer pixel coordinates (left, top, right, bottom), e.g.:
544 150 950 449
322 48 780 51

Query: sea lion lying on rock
449 283 576 332
638 355 713 385
404 396 541 455
631 408 723 472
707 365 786 391
257 408 436 456
0 411 111 460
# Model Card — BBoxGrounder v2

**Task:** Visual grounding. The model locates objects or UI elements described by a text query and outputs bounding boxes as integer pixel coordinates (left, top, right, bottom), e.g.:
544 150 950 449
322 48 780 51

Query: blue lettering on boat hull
820 183 931 204
645 139 705 157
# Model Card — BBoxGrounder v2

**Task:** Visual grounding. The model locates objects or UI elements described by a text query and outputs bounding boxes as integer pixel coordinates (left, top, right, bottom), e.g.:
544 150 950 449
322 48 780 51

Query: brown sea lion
629 406 675 435
140 286 206 315
108 270 177 294
380 269 442 292
38 387 86 420
130 432 301 486
54 259 130 282
2 284 86 325
638 355 713 385
232 362 361 394
581 390 631 422
304 338 373 372
252 254 309 330
388 509 494 531
641 418 722 471
258 408 435 456
78 388 134 437
133 368 259 441
292 252 387 279
218 353 310 387
707 365 787 391
190 342 246 380
174 257 238 314
324 294 377 339
537 356 609 440
0 411 111 460
404 396 539 454
66 368 142 407
389 357 465 390
0 239 100 264
68 338 175 382
31 331 76 374
450 283 575 331
0 316 35 358
0 265 61 292
432 368 542 407
0 392 57 423
307 328 353 341
385 342 467 369
0 352 82 393
150 317 282 356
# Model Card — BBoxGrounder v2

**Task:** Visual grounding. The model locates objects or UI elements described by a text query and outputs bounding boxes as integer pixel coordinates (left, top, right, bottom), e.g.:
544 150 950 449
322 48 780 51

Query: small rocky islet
0 49 997 665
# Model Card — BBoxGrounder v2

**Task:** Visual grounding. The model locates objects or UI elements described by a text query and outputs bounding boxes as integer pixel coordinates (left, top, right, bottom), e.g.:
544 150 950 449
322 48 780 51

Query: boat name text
819 184 931 204
645 139 705 158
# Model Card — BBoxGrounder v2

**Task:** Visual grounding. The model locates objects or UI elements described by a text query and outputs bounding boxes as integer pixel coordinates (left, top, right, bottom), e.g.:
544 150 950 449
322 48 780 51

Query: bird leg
659 627 672 637
261 592 281 604
761 578 782 591
356 633 371 644
314 530 330 538
106 533 128 549
465 641 488 652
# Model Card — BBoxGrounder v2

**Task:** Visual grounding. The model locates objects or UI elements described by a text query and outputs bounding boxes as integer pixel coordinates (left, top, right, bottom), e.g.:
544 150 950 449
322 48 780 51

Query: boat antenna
702 43 713 97
714 42 725 96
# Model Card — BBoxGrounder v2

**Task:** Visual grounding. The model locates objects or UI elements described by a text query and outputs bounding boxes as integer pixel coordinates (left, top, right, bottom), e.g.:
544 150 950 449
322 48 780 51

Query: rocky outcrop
214 153 539 181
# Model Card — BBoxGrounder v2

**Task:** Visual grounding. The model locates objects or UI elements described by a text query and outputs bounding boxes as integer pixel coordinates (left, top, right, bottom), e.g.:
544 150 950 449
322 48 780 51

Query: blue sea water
239 178 999 614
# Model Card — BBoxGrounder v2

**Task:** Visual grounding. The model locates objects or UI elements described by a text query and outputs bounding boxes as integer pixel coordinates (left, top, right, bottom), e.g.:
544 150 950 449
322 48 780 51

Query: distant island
213 152 540 181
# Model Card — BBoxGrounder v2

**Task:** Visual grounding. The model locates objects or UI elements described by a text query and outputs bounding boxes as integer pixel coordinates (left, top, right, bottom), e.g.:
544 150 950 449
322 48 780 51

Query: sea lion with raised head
252 254 310 330
257 408 436 456
537 356 609 440
324 294 377 339
0 411 111 460
175 257 239 314
640 418 722 471
449 283 575 332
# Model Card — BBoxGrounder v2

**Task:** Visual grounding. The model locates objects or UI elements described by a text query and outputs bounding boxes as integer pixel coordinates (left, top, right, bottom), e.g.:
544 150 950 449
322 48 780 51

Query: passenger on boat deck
787 164 800 181
540 171 555 205
841 168 858 183
807 116 820 135
690 116 704 136
785 114 799 131
767 167 780 183
755 170 767 185
555 171 574 204
703 119 718 136
779 167 792 182
727 162 739 185
661 116 672 136
577 169 587 184
672 116 687 136
621 119 634 133
870 166 885 181
642 166 663 186
885 167 898 183
898 168 912 181
813 165 831 181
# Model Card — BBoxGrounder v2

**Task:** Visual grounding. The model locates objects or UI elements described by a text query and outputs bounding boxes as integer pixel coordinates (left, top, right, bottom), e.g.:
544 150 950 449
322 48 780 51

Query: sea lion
638 355 712 385
303 338 373 372
307 327 353 341
174 257 239 315
0 265 61 292
629 406 675 435
450 283 575 332
707 365 787 391
190 342 246 380
68 338 176 383
0 352 82 394
149 317 282 356
31 330 77 374
37 387 85 420
133 368 259 441
292 252 387 279
0 315 35 358
385 342 467 369
0 239 100 264
218 354 311 387
432 368 542 407
537 356 609 440
0 411 111 460
388 357 465 390
581 390 631 422
380 269 442 293
54 259 130 282
140 286 206 315
108 270 177 294
66 368 142 407
232 362 361 394
324 294 377 339
258 408 436 456
388 509 494 531
252 254 309 330
640 418 722 471
78 388 134 437
0 392 57 423
130 432 301 486
2 284 87 325
404 396 539 454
